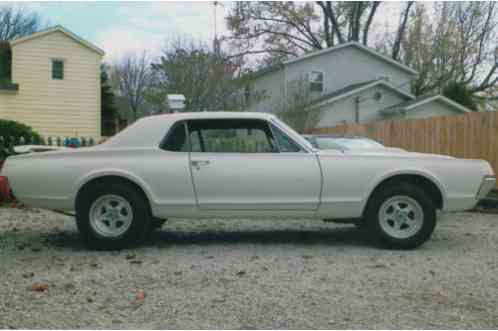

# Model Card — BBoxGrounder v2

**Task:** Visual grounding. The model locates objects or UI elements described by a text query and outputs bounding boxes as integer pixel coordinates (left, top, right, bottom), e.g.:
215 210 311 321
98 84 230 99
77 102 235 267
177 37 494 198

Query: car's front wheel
76 181 152 250
364 183 436 249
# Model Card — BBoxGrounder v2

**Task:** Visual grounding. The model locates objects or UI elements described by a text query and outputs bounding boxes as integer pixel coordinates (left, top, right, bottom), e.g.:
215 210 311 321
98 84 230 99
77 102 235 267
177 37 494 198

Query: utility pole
212 1 223 55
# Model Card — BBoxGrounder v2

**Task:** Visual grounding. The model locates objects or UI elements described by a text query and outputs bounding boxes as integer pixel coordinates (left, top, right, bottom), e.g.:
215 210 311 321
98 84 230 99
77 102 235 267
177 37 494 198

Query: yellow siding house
0 25 104 138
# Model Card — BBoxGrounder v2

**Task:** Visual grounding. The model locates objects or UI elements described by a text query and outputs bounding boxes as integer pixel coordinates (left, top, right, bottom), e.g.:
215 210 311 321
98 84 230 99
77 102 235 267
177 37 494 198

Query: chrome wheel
89 195 133 238
378 195 424 239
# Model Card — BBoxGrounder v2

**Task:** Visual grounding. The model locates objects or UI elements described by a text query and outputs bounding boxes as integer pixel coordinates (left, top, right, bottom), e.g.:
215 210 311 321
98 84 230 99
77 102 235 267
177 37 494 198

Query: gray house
242 42 469 129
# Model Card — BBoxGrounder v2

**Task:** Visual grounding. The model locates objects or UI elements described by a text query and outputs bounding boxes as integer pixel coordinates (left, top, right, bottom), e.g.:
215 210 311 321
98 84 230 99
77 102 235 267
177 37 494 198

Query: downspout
354 96 360 123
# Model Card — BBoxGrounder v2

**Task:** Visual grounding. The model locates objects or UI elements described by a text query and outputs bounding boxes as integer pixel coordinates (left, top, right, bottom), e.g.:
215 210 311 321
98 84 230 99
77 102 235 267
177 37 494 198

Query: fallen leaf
130 260 142 265
136 290 146 301
31 283 49 292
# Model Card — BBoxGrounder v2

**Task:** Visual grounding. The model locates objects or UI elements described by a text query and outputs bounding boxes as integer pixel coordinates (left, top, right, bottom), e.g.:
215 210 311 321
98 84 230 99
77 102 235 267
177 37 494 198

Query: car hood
318 147 455 159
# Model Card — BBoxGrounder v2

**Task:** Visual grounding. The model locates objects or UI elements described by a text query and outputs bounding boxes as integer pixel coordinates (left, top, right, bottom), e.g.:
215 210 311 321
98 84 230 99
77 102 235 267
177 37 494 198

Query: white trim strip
10 25 105 56
404 95 471 113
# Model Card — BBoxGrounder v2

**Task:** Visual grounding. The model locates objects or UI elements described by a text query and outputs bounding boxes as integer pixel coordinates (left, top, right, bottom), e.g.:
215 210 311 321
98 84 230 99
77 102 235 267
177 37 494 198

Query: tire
76 181 152 250
364 183 436 249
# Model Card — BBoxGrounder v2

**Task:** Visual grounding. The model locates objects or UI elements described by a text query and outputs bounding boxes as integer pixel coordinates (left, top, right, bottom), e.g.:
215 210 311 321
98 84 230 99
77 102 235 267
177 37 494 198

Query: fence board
307 111 498 188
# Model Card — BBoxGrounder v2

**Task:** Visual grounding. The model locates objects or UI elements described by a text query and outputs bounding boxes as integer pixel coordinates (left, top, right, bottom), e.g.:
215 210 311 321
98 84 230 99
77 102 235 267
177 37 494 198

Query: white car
1 112 495 249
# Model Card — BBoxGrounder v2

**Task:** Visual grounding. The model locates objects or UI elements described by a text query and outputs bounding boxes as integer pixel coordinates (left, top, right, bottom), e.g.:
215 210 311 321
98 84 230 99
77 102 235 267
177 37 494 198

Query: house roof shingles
308 79 414 108
380 94 472 115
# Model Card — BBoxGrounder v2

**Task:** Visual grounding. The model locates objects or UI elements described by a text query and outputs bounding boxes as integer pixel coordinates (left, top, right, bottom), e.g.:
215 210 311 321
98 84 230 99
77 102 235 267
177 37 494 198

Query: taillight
0 176 10 202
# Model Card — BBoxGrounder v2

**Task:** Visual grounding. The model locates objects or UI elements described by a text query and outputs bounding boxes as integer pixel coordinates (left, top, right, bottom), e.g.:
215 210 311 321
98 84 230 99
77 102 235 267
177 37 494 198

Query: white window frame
309 70 324 92
50 58 65 80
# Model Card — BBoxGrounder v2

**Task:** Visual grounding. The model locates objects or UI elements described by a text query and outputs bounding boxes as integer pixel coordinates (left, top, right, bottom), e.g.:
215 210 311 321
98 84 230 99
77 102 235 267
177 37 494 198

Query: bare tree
225 2 381 64
391 1 414 61
150 38 245 112
0 6 41 41
278 76 323 133
398 2 497 96
112 52 151 121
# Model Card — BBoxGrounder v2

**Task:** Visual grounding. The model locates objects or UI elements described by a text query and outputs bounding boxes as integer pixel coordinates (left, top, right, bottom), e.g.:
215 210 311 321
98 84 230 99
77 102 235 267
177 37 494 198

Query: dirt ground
1 207 498 329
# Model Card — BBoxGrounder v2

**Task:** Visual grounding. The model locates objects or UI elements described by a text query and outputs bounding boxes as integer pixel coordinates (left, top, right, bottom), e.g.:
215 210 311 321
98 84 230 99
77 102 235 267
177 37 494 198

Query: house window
51 59 64 80
309 71 324 92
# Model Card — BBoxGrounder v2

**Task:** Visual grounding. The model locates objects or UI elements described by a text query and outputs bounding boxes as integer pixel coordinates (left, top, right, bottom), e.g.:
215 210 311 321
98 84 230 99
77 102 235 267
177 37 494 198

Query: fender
72 168 156 205
360 167 448 212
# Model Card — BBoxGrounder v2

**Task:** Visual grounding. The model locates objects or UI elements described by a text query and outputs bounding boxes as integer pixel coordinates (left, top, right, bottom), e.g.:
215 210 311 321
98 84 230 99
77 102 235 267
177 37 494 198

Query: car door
187 118 322 211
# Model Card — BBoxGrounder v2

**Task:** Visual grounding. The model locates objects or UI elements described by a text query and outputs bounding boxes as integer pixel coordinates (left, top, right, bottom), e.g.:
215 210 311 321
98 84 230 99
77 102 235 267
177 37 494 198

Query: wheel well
75 175 151 211
367 174 444 210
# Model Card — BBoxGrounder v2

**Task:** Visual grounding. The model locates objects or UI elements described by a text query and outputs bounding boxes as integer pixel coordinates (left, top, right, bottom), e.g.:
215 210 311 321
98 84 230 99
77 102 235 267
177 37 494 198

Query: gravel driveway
1 207 498 329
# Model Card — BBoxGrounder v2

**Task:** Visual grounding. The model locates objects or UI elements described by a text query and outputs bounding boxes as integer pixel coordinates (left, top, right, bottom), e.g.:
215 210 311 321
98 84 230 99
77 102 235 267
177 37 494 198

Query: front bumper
477 176 496 200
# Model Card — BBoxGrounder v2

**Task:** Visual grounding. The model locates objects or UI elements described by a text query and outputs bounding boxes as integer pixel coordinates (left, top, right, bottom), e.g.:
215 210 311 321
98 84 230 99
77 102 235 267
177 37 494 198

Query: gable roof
284 41 418 75
10 25 105 56
380 94 471 115
308 79 414 109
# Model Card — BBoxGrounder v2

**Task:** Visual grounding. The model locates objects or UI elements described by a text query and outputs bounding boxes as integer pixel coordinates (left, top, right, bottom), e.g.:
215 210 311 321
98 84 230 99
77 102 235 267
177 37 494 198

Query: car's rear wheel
364 183 436 249
76 181 152 250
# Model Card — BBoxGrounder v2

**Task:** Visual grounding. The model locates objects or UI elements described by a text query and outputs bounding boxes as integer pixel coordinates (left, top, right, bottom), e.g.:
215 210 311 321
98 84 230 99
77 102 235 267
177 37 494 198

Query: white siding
0 30 102 138
243 44 415 116
313 85 409 128
286 46 414 96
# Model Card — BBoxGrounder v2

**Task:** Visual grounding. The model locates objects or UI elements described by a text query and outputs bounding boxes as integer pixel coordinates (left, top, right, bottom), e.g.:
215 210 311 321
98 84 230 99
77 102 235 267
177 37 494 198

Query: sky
9 1 229 61
4 1 406 63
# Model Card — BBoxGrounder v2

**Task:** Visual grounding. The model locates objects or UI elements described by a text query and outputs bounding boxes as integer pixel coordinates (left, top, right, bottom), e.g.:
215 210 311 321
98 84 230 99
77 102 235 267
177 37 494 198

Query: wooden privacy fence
307 111 498 187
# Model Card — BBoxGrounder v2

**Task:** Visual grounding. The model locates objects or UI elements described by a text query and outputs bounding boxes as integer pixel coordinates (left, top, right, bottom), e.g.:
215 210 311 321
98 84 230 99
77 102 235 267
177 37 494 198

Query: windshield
271 117 314 150
314 137 384 150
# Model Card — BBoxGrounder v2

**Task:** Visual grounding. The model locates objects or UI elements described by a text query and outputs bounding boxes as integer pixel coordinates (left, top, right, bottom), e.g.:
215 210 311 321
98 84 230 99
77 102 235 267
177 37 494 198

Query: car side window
271 125 303 153
161 122 188 152
187 119 277 153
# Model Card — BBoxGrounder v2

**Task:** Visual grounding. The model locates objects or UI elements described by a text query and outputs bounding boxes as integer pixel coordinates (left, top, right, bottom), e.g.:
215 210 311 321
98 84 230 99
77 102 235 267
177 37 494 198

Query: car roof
140 111 276 123
102 112 279 149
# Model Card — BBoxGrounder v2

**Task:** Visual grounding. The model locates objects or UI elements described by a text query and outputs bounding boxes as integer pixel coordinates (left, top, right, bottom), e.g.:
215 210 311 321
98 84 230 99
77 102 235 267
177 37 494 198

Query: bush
0 119 43 144
443 81 478 111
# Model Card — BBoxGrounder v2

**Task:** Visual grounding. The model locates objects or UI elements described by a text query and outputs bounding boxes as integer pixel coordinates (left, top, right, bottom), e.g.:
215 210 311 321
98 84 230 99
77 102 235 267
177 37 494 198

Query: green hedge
0 119 43 144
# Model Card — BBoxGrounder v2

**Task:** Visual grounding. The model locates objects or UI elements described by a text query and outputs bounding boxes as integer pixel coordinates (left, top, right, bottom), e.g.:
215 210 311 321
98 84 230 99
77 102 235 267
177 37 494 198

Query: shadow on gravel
150 226 374 248
4 226 377 251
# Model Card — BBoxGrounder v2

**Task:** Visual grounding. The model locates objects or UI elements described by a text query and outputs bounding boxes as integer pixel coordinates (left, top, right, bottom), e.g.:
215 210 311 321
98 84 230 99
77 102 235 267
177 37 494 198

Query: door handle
191 160 210 170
